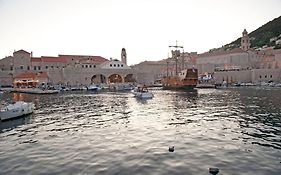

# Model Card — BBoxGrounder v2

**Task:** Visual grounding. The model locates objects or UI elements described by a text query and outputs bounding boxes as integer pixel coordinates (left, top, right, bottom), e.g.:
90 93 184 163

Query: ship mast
169 41 183 75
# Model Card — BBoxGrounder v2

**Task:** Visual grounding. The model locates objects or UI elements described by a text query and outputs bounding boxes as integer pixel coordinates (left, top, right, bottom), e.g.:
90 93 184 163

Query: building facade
194 29 281 84
0 49 135 87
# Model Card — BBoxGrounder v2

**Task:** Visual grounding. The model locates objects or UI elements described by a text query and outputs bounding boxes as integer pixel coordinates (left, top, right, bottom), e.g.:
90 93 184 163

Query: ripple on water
0 89 281 174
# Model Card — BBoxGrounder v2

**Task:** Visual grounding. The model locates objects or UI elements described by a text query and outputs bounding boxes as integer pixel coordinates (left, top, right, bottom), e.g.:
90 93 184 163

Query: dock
1 88 59 94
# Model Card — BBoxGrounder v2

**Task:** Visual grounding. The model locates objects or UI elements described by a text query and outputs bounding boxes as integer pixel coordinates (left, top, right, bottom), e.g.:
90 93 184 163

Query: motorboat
0 101 34 121
132 86 153 99
87 84 101 91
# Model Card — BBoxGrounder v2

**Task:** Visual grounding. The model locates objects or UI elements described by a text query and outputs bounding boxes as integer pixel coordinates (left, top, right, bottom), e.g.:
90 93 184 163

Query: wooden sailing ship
162 42 198 90
162 68 198 90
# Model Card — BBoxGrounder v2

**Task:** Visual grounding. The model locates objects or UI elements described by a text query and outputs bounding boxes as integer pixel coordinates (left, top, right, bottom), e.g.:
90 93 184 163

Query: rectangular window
27 66 30 70
20 65 24 70
34 66 37 70
38 66 41 70
45 65 48 69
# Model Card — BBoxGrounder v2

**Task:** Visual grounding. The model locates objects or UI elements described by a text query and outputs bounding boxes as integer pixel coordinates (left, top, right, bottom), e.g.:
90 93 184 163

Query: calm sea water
0 87 281 175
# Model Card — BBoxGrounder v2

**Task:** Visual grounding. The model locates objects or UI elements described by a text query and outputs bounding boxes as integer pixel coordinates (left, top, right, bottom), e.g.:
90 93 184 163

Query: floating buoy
168 146 174 152
209 167 219 175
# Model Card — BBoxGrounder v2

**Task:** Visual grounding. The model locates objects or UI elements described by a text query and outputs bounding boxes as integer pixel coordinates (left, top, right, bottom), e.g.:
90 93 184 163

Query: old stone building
131 60 167 85
0 49 134 87
195 29 281 84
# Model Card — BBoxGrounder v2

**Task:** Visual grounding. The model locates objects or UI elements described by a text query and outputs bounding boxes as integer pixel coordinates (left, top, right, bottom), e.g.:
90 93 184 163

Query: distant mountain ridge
226 16 281 49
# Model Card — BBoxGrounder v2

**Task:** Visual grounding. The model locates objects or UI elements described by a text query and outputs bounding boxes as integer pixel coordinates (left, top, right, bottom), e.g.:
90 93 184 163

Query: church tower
121 48 127 65
241 29 250 51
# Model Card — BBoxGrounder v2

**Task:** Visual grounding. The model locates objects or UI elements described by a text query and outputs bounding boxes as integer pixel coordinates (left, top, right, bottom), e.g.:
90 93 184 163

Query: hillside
226 16 281 49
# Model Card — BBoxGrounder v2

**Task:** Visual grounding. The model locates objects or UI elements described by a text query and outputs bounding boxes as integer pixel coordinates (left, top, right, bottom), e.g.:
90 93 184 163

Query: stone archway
124 74 135 83
108 74 123 83
91 74 106 84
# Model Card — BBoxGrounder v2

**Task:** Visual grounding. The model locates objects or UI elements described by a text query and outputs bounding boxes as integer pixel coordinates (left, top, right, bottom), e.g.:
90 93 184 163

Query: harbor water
0 87 281 175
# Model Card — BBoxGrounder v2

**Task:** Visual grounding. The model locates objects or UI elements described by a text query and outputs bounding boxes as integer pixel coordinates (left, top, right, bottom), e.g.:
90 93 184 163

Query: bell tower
121 48 127 65
241 29 250 51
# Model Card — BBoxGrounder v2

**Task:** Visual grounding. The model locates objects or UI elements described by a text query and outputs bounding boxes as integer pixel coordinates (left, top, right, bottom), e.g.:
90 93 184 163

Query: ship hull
162 85 196 90
161 68 198 91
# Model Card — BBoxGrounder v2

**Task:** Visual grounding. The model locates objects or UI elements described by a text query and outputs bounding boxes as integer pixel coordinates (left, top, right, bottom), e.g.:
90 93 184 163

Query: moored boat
162 68 198 90
0 101 34 121
87 84 101 91
10 88 59 94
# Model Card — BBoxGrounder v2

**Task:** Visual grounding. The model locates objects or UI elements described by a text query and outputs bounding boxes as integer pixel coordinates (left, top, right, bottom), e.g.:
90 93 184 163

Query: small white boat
132 86 154 99
0 101 34 121
135 91 154 99
87 84 101 91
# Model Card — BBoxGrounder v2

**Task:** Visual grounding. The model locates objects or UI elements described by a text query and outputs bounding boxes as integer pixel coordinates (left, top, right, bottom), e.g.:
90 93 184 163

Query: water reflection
233 87 281 150
12 93 34 102
0 114 33 132
0 88 281 175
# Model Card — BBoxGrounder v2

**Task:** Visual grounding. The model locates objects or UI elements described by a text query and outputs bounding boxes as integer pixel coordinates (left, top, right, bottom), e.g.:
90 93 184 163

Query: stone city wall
214 68 281 84
252 68 281 83
214 70 252 84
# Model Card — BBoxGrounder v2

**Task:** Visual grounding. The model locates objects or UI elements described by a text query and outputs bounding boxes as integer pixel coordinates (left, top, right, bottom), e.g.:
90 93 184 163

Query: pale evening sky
0 0 280 65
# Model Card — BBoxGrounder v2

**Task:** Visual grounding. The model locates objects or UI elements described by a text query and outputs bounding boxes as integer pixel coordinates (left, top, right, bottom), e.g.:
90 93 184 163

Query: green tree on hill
226 16 281 48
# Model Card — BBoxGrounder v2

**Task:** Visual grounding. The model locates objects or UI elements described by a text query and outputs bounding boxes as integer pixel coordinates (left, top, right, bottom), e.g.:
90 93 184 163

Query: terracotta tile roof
58 55 108 63
41 56 66 63
14 72 48 79
31 56 66 63
13 49 30 54
79 56 108 63
31 57 41 62
31 54 108 63
14 72 37 79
